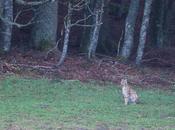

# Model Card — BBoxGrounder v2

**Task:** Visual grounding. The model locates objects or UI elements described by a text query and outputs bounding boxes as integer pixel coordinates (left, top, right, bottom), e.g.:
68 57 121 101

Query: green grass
0 76 175 130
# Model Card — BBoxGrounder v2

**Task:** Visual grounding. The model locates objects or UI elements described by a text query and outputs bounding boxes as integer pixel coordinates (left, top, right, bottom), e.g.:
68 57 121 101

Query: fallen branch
10 63 58 72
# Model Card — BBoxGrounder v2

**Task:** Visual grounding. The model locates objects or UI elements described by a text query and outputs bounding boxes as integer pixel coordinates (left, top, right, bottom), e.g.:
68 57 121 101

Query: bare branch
0 14 35 28
15 0 55 6
70 14 92 27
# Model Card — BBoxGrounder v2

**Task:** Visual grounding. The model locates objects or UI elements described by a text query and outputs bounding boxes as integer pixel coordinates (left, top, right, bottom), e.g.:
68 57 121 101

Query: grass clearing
0 76 175 130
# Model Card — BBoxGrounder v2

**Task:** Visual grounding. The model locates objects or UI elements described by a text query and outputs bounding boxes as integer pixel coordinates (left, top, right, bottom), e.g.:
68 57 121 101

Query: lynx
121 79 138 105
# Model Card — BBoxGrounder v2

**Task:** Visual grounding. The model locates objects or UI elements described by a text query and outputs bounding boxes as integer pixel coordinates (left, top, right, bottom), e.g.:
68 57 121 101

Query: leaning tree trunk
57 2 72 66
136 0 153 65
121 0 140 59
31 1 58 50
97 0 114 55
0 0 13 52
88 0 104 59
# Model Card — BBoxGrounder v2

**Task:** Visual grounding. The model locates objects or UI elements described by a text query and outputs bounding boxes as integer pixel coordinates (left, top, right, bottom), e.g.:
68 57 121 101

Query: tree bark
0 0 3 16
31 1 58 50
121 0 140 59
88 0 104 59
136 0 153 65
0 0 13 52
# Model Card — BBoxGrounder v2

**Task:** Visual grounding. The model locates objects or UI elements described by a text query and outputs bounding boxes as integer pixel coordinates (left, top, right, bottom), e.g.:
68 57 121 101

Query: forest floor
0 48 174 90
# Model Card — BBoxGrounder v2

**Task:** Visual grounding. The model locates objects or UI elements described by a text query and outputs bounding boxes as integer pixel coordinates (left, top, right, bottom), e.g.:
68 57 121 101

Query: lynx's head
121 79 128 87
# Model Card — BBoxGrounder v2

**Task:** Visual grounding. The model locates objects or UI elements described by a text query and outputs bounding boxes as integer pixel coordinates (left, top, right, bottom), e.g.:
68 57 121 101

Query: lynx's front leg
124 97 129 105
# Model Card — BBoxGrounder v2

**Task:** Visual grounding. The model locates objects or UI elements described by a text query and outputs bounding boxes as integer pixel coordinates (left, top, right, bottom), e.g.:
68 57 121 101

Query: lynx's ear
120 79 124 85
124 79 128 83
121 79 127 86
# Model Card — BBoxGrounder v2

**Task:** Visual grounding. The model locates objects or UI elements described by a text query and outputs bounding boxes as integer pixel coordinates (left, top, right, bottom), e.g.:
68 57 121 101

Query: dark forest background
0 0 175 80
0 0 175 64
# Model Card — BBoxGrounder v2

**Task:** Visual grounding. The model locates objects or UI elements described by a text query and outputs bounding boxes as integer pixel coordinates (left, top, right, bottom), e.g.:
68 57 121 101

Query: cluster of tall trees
0 0 175 66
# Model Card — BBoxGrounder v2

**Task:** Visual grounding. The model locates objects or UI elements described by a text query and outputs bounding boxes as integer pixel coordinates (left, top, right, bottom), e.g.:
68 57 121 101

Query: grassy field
0 76 175 130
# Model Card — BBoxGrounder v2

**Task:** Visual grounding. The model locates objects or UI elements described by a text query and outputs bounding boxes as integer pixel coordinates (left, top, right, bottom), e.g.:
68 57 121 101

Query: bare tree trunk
31 0 58 50
0 0 13 52
57 2 72 66
164 0 175 47
136 0 153 65
121 0 140 59
0 0 3 16
79 0 95 53
156 0 165 48
88 0 104 59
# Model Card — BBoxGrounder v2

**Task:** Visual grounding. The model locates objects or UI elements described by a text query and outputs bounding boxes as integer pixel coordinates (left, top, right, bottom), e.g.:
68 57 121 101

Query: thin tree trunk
136 0 153 65
156 0 165 48
0 0 3 16
164 1 175 47
0 0 13 52
79 0 95 53
88 0 104 59
57 2 72 66
121 0 140 59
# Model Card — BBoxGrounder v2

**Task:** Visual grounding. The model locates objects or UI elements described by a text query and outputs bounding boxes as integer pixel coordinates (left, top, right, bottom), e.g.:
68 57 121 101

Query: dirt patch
6 124 27 130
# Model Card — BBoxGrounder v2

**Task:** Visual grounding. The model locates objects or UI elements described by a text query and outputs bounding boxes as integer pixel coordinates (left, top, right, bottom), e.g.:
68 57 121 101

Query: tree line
0 0 174 66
